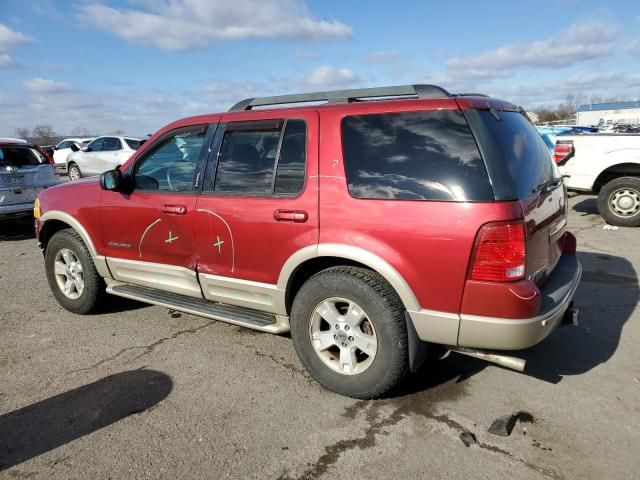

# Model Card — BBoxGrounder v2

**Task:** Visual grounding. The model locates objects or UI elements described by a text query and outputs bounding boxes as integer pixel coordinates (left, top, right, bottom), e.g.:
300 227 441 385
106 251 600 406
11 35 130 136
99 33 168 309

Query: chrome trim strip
198 272 287 315
106 257 202 298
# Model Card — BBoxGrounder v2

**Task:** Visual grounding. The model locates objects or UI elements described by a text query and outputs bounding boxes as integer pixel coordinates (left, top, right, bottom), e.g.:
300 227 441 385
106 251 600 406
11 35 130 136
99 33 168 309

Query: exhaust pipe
448 347 526 372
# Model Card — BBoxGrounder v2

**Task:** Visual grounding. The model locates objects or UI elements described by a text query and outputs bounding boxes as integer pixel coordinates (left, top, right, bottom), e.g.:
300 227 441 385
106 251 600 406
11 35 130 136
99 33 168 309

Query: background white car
52 137 93 173
66 135 143 180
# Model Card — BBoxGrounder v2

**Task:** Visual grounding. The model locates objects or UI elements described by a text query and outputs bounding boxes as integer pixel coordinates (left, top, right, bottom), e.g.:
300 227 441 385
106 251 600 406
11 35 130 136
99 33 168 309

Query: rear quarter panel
318 104 523 313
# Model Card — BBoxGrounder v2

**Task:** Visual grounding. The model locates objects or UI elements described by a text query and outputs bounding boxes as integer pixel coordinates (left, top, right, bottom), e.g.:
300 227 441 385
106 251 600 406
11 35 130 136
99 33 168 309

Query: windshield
0 147 44 168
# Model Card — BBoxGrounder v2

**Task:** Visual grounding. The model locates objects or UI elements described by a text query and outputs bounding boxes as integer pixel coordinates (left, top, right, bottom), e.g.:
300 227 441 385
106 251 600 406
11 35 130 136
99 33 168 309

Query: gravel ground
0 194 638 480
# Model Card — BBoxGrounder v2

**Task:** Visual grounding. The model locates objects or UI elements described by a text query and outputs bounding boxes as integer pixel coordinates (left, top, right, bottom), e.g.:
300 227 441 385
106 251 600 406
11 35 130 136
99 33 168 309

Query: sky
1 0 639 137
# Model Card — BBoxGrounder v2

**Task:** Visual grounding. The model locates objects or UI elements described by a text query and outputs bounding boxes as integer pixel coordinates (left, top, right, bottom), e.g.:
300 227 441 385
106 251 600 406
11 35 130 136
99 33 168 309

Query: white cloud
445 20 616 80
300 65 361 88
24 78 72 93
0 23 35 68
77 0 352 51
0 53 16 67
0 24 34 50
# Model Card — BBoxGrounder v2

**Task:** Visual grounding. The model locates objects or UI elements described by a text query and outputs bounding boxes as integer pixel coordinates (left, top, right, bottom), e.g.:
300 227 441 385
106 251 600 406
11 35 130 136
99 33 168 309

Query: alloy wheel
308 297 377 375
53 248 84 299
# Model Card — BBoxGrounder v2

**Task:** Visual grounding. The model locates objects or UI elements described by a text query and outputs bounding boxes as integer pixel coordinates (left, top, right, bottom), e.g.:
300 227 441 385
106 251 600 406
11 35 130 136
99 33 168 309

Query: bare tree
70 126 93 137
14 127 30 140
32 124 57 144
110 129 125 135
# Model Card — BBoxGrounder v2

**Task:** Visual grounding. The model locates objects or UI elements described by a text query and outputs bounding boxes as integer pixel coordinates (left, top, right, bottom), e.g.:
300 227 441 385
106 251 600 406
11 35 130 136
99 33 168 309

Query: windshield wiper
532 177 562 194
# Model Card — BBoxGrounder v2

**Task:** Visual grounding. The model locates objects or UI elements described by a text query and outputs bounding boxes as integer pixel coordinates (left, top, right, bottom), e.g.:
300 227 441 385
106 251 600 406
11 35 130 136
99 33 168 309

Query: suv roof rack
228 84 452 111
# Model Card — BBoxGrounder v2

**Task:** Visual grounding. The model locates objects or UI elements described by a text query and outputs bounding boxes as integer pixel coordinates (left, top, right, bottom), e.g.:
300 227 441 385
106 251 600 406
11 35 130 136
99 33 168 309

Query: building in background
577 101 640 126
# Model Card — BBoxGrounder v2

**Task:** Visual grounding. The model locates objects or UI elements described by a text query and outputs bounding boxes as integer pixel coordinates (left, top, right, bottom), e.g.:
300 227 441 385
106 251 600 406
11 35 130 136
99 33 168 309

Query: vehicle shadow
0 369 172 471
395 250 637 393
0 217 35 241
521 250 637 383
572 197 599 216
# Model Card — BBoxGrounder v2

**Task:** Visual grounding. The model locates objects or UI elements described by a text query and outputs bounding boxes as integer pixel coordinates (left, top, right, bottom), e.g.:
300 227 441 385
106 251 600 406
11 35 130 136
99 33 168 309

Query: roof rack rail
228 84 451 111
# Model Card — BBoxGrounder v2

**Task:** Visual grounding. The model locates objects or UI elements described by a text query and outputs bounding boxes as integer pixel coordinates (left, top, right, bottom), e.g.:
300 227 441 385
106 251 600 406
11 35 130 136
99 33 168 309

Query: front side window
88 138 105 152
212 119 307 196
342 110 493 201
134 126 207 192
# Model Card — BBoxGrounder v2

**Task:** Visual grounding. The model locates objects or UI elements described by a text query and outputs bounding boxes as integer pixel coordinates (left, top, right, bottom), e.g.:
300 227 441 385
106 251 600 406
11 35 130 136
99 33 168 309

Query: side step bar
107 283 289 334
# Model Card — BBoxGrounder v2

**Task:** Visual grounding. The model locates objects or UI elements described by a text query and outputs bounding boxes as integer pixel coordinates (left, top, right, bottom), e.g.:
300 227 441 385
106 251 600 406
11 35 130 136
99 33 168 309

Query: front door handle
274 209 308 223
161 204 187 215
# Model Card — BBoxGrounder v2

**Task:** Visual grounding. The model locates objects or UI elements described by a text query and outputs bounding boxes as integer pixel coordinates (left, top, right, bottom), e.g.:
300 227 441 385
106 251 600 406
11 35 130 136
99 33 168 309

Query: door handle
161 204 187 215
273 209 308 223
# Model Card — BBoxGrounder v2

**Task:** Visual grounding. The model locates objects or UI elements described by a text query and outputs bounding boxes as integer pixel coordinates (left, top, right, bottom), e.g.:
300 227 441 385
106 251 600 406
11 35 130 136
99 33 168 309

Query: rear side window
342 110 493 201
476 111 557 199
0 147 43 168
212 119 306 196
125 139 142 150
103 137 122 151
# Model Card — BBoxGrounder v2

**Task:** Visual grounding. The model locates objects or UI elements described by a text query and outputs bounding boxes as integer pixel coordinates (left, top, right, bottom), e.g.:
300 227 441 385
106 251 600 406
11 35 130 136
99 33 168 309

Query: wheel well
285 256 396 314
593 163 640 193
39 219 71 253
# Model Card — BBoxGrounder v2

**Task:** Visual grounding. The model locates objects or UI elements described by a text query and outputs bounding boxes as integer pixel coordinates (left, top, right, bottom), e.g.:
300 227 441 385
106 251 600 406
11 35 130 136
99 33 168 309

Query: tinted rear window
125 139 142 150
477 111 556 199
0 147 43 168
341 110 493 201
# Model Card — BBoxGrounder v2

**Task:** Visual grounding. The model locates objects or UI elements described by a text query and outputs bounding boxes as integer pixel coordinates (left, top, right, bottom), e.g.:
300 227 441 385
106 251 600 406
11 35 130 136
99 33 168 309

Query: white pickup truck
555 134 640 226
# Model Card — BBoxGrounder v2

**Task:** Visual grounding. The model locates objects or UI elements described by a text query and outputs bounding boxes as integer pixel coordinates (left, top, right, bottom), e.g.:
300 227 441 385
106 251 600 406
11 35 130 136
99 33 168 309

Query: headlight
33 198 40 218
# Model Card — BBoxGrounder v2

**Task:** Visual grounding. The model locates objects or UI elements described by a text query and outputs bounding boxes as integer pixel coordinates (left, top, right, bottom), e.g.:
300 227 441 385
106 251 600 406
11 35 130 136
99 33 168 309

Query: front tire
290 266 409 399
68 163 82 181
45 229 106 314
597 177 640 227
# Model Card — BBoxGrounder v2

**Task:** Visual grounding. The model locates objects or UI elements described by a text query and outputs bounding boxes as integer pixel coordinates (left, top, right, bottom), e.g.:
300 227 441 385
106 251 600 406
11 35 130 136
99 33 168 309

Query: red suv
35 84 581 398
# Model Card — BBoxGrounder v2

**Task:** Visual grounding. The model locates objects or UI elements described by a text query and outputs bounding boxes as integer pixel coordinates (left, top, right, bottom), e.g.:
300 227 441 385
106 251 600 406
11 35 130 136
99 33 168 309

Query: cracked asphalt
1 194 639 480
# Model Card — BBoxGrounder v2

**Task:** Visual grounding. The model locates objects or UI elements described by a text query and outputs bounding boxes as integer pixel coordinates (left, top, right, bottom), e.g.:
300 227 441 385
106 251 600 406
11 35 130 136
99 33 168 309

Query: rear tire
597 177 640 227
45 229 106 314
68 163 82 181
290 266 409 399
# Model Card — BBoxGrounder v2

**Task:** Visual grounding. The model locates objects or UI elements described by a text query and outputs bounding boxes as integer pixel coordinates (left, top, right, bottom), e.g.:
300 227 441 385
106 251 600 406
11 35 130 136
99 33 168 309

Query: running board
107 283 289 334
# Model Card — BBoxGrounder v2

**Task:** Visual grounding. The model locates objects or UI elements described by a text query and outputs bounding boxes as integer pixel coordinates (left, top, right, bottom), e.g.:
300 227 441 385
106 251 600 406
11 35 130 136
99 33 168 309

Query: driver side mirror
100 169 124 191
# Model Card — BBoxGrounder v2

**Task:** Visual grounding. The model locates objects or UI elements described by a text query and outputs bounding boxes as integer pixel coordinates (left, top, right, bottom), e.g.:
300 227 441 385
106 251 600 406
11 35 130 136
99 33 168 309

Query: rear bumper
456 254 582 350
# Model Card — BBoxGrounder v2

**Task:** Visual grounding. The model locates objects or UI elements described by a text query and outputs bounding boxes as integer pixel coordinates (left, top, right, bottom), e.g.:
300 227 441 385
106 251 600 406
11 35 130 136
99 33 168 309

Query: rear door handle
161 204 187 215
273 209 308 223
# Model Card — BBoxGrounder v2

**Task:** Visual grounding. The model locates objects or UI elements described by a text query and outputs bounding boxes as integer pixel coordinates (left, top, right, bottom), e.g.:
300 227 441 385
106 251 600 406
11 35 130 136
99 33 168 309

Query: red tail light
553 142 573 164
470 222 526 282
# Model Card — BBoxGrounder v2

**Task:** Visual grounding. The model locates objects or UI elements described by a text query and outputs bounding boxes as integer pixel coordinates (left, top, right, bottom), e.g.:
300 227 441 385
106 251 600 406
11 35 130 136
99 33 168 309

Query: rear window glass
478 111 557 199
125 139 142 150
0 147 43 168
341 110 493 201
